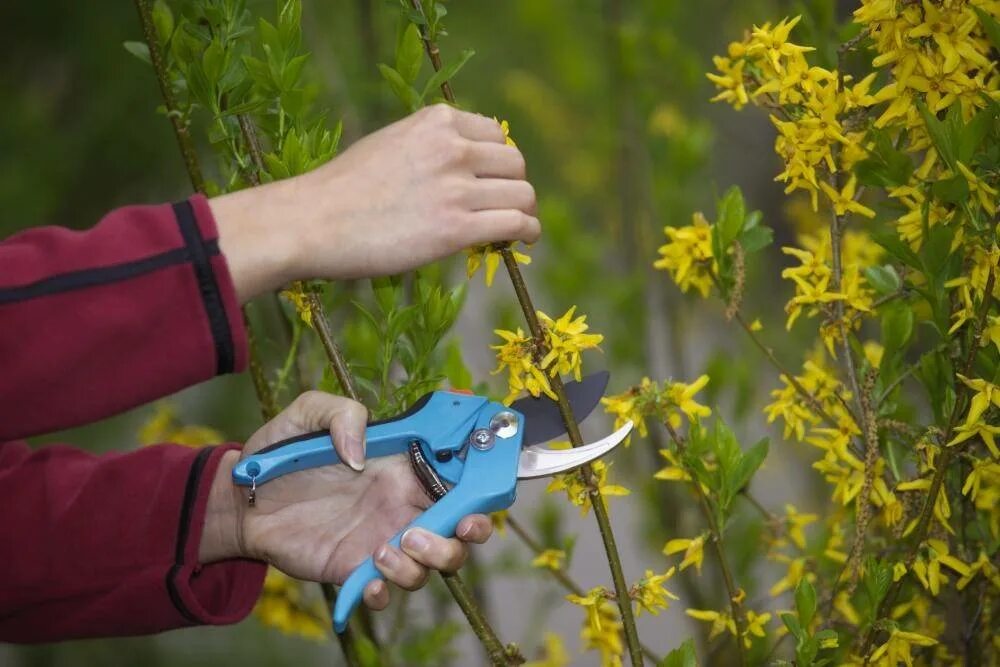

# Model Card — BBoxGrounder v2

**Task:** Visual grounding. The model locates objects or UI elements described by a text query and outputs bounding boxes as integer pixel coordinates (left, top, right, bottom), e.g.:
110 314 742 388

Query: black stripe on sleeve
0 243 219 305
166 446 214 624
172 201 235 375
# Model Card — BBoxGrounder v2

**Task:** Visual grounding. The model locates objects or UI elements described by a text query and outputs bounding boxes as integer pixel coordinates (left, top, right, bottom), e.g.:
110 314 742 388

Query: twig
407 2 643 664
505 515 662 664
856 268 995 659
663 421 749 667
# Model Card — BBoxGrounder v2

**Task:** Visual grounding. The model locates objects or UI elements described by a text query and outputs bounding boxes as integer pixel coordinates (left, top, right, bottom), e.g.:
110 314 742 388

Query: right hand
213 105 540 302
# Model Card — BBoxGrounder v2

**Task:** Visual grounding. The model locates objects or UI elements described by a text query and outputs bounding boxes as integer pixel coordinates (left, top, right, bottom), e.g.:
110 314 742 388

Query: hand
200 391 493 611
212 104 540 302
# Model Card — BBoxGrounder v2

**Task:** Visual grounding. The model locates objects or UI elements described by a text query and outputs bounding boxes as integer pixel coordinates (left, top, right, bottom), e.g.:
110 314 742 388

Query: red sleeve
0 195 248 441
0 440 267 642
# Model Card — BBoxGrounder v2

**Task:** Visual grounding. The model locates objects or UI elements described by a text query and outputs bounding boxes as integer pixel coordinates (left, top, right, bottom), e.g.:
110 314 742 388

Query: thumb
285 391 369 471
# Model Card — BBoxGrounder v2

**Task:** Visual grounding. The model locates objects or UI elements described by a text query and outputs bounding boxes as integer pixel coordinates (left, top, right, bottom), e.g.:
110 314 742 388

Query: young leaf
794 578 818 627
396 23 424 84
972 6 1000 51
716 185 746 248
730 437 769 500
863 265 901 296
378 64 421 111
421 49 475 101
123 41 151 65
659 638 698 667
781 612 804 641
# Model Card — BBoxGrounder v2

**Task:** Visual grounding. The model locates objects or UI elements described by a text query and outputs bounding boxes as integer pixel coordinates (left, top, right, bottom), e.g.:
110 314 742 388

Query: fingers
466 142 526 179
374 543 430 591
463 179 537 216
400 528 469 571
448 108 506 143
286 391 369 471
456 514 493 544
363 579 390 611
466 209 542 245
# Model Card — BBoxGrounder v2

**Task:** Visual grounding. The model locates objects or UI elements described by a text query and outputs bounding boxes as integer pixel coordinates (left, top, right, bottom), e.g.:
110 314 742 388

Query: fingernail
402 529 430 554
344 433 365 472
376 545 398 567
459 523 473 539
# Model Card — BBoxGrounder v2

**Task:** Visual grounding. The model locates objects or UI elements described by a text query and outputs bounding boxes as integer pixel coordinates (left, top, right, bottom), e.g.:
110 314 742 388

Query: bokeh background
0 0 846 664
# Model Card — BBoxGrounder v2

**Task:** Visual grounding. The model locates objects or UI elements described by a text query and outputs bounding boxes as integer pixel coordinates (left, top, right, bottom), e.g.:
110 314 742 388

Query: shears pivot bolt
490 411 519 439
470 428 495 450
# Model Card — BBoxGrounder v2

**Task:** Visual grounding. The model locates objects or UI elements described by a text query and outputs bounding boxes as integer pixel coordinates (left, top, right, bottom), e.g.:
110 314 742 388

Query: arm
0 196 247 441
0 439 266 642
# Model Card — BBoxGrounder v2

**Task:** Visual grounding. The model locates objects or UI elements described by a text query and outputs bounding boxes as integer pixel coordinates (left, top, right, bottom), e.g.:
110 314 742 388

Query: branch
407 2 642 663
664 421 749 667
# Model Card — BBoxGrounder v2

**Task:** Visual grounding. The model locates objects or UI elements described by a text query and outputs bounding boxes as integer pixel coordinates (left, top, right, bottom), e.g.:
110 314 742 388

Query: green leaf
202 40 225 83
781 612 804 640
917 101 956 168
731 437 769 500
659 638 698 667
871 226 921 269
372 276 401 314
795 578 818 626
151 0 174 45
396 23 424 84
378 63 421 111
716 185 746 248
442 341 472 390
739 224 773 254
863 265 901 296
958 105 996 162
123 41 151 64
882 302 915 363
421 49 475 101
931 174 970 204
973 6 1000 51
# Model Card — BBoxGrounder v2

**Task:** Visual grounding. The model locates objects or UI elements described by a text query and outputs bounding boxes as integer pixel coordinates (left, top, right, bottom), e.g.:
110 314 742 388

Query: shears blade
516 421 633 479
509 370 610 447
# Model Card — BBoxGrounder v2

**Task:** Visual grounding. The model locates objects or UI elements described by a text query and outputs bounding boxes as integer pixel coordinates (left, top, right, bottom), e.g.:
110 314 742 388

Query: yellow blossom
567 588 623 667
743 610 772 648
870 628 937 667
466 243 531 287
783 504 819 549
280 283 313 328
631 567 679 616
685 609 737 640
491 510 508 535
138 403 223 447
524 632 570 667
769 556 812 597
531 549 566 571
654 448 692 483
547 459 629 516
255 568 329 640
911 538 972 596
819 175 876 219
654 212 717 297
947 375 1000 457
663 534 707 574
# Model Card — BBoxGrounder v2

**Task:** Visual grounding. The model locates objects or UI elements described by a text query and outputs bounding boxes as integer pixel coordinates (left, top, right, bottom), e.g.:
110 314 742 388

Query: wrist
198 449 247 563
210 180 302 302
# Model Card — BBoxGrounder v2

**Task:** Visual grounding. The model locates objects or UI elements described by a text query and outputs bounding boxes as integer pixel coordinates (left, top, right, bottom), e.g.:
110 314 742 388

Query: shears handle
332 414 523 632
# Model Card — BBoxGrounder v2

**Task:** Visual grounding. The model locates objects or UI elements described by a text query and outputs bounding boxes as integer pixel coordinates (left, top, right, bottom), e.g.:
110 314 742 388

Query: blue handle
332 404 523 633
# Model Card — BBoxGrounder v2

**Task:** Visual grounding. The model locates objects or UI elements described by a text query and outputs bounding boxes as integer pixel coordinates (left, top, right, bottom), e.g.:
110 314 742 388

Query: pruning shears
232 371 632 633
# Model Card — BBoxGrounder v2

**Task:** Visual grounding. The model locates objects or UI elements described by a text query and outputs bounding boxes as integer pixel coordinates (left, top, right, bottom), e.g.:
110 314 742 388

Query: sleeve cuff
168 444 266 626
182 194 248 376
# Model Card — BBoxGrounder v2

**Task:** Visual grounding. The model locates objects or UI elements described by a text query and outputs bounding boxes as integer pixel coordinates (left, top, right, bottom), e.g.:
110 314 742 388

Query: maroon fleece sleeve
0 194 247 441
0 441 266 642
0 196 266 641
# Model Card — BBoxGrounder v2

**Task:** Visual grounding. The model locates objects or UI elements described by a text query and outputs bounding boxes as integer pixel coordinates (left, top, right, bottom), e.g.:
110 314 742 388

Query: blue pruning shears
232 371 632 633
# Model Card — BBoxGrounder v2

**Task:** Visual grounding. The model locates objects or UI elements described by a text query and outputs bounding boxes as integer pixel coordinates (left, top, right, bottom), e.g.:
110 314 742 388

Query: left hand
200 391 493 611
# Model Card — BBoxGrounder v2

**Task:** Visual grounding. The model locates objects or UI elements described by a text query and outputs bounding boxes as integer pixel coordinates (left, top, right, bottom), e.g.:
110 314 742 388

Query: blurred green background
0 0 840 664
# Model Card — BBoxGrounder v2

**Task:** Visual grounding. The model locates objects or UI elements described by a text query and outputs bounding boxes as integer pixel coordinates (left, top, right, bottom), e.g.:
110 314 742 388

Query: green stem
664 421 748 667
406 4 643 662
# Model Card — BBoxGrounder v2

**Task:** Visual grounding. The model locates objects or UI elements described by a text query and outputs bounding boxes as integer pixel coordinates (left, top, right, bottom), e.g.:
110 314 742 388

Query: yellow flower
769 556 811 597
869 628 937 667
947 375 1000 458
466 243 531 287
685 608 737 640
547 459 630 516
750 318 763 331
663 375 712 427
524 632 570 667
567 588 623 667
255 568 329 640
491 510 508 536
818 175 876 219
531 549 566 571
962 459 1000 502
743 610 772 648
654 448 692 483
707 55 750 109
138 403 223 447
911 538 972 596
663 534 707 574
280 282 313 327
496 117 517 147
654 212 717 297
602 375 711 440
631 567 679 616
955 161 998 215
538 307 605 382
783 504 819 549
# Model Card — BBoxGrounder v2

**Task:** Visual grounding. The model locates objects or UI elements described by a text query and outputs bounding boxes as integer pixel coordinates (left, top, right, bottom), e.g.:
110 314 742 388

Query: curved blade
517 421 633 479
510 370 610 447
